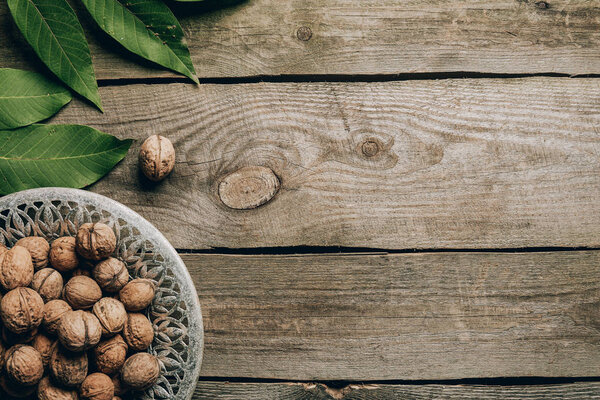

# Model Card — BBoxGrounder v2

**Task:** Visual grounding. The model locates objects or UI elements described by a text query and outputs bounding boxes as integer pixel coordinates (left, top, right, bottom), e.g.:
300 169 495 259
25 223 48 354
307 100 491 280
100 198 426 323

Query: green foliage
0 68 71 129
7 0 102 110
0 125 132 194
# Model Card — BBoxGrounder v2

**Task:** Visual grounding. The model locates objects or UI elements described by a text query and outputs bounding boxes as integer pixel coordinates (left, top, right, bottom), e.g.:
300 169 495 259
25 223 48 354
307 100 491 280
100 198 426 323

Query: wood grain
1 0 600 78
183 251 600 380
49 78 600 250
193 382 600 399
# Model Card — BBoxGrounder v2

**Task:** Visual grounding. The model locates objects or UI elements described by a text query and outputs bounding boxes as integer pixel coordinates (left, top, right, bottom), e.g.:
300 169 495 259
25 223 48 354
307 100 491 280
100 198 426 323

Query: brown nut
0 374 36 397
93 334 128 375
58 310 102 352
93 257 129 293
2 326 38 345
93 297 127 337
15 236 50 270
37 375 78 400
49 236 79 272
76 223 116 261
0 245 34 290
5 344 44 386
111 374 128 397
32 332 56 369
121 352 160 390
139 134 176 181
43 299 72 336
1 287 44 333
80 373 114 400
31 267 64 302
50 344 88 387
123 313 154 351
64 275 102 309
119 279 155 311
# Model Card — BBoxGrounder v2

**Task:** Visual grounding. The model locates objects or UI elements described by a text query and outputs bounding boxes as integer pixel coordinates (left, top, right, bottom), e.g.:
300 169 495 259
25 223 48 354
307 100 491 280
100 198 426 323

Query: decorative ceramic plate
0 188 203 400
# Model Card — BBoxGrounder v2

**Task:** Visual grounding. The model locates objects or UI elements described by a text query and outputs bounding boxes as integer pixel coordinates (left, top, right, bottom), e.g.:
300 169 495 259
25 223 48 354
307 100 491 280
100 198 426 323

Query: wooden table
2 0 600 398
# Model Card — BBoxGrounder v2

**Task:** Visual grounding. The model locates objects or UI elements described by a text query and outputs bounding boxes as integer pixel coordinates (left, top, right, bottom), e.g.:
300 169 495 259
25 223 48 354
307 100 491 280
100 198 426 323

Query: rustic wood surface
183 251 600 380
47 78 600 250
193 382 600 399
1 0 600 79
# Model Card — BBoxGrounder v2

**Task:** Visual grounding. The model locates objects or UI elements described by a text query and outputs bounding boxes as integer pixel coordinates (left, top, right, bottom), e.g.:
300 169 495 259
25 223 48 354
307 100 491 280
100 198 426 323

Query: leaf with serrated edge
0 68 72 129
7 0 102 110
80 0 198 83
0 125 132 194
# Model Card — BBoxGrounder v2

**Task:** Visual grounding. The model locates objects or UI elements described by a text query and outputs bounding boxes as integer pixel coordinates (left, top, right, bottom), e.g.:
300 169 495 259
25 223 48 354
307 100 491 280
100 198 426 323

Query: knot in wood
218 166 280 210
361 139 380 157
296 26 313 41
535 1 549 8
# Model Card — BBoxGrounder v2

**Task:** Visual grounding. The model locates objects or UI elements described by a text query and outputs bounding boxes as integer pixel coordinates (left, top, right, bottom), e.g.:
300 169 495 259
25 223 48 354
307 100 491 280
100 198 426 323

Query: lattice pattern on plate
0 189 203 400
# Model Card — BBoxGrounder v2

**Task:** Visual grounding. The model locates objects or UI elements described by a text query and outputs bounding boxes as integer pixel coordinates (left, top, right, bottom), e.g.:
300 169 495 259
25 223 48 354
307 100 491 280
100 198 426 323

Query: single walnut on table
139 134 176 182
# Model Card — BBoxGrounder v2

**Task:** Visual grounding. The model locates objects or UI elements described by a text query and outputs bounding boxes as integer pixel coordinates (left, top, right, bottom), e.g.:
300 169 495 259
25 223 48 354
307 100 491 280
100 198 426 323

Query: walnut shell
49 236 79 272
93 257 129 293
32 332 55 369
80 372 114 400
139 134 176 181
111 374 128 397
64 275 102 309
1 287 44 333
50 344 88 387
0 245 34 290
121 352 160 390
15 236 50 270
119 279 155 312
76 223 116 261
93 334 128 375
5 344 44 386
31 267 64 302
122 313 154 351
37 375 78 400
43 299 72 336
0 374 36 398
58 310 102 352
93 297 127 337
2 326 38 345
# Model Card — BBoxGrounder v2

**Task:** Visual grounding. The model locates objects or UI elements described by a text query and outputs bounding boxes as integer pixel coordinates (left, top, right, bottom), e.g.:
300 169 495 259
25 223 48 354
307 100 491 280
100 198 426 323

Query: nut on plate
1 287 44 333
80 372 114 400
58 310 102 352
93 297 127 337
93 257 129 293
64 275 102 309
119 278 155 311
43 299 72 336
37 375 78 400
76 222 116 261
50 344 88 387
121 352 160 390
123 312 154 351
4 344 44 386
49 237 79 272
0 245 34 290
139 134 176 181
94 334 128 375
15 236 50 270
31 267 64 302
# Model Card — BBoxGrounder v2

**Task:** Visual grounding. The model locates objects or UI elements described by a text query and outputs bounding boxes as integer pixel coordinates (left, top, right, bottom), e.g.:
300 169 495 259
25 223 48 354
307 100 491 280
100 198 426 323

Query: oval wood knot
218 166 280 210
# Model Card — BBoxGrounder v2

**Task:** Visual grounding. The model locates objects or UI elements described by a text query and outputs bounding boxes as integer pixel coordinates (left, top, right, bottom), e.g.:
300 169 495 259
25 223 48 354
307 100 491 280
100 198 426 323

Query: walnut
111 374 128 397
2 326 38 345
72 267 92 278
80 372 114 400
15 236 50 270
121 352 160 390
5 344 44 386
122 313 154 351
58 310 102 352
1 287 44 333
43 299 72 336
50 344 88 387
93 257 129 293
93 334 128 375
0 245 34 290
119 279 155 311
76 223 116 261
0 374 36 397
139 134 176 181
64 275 102 309
31 267 64 302
32 332 55 369
93 297 127 337
37 376 78 400
50 237 79 272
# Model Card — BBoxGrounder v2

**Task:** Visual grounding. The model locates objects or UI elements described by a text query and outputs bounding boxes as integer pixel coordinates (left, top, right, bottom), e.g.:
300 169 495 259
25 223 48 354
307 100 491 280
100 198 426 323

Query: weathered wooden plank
50 78 600 250
184 251 600 380
192 381 600 400
1 0 600 78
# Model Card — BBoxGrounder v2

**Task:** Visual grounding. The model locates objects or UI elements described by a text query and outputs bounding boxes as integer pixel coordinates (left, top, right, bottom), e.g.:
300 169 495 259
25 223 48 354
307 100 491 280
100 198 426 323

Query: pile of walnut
0 222 160 400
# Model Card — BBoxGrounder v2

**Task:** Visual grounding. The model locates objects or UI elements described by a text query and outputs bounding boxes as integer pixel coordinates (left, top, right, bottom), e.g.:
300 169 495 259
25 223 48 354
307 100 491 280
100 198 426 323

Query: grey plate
0 188 203 400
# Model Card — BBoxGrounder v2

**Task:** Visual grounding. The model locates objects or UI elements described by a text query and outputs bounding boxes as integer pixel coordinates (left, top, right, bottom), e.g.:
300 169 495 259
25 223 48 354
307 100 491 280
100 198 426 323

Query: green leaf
7 0 102 110
80 0 198 83
0 125 132 194
0 68 72 130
